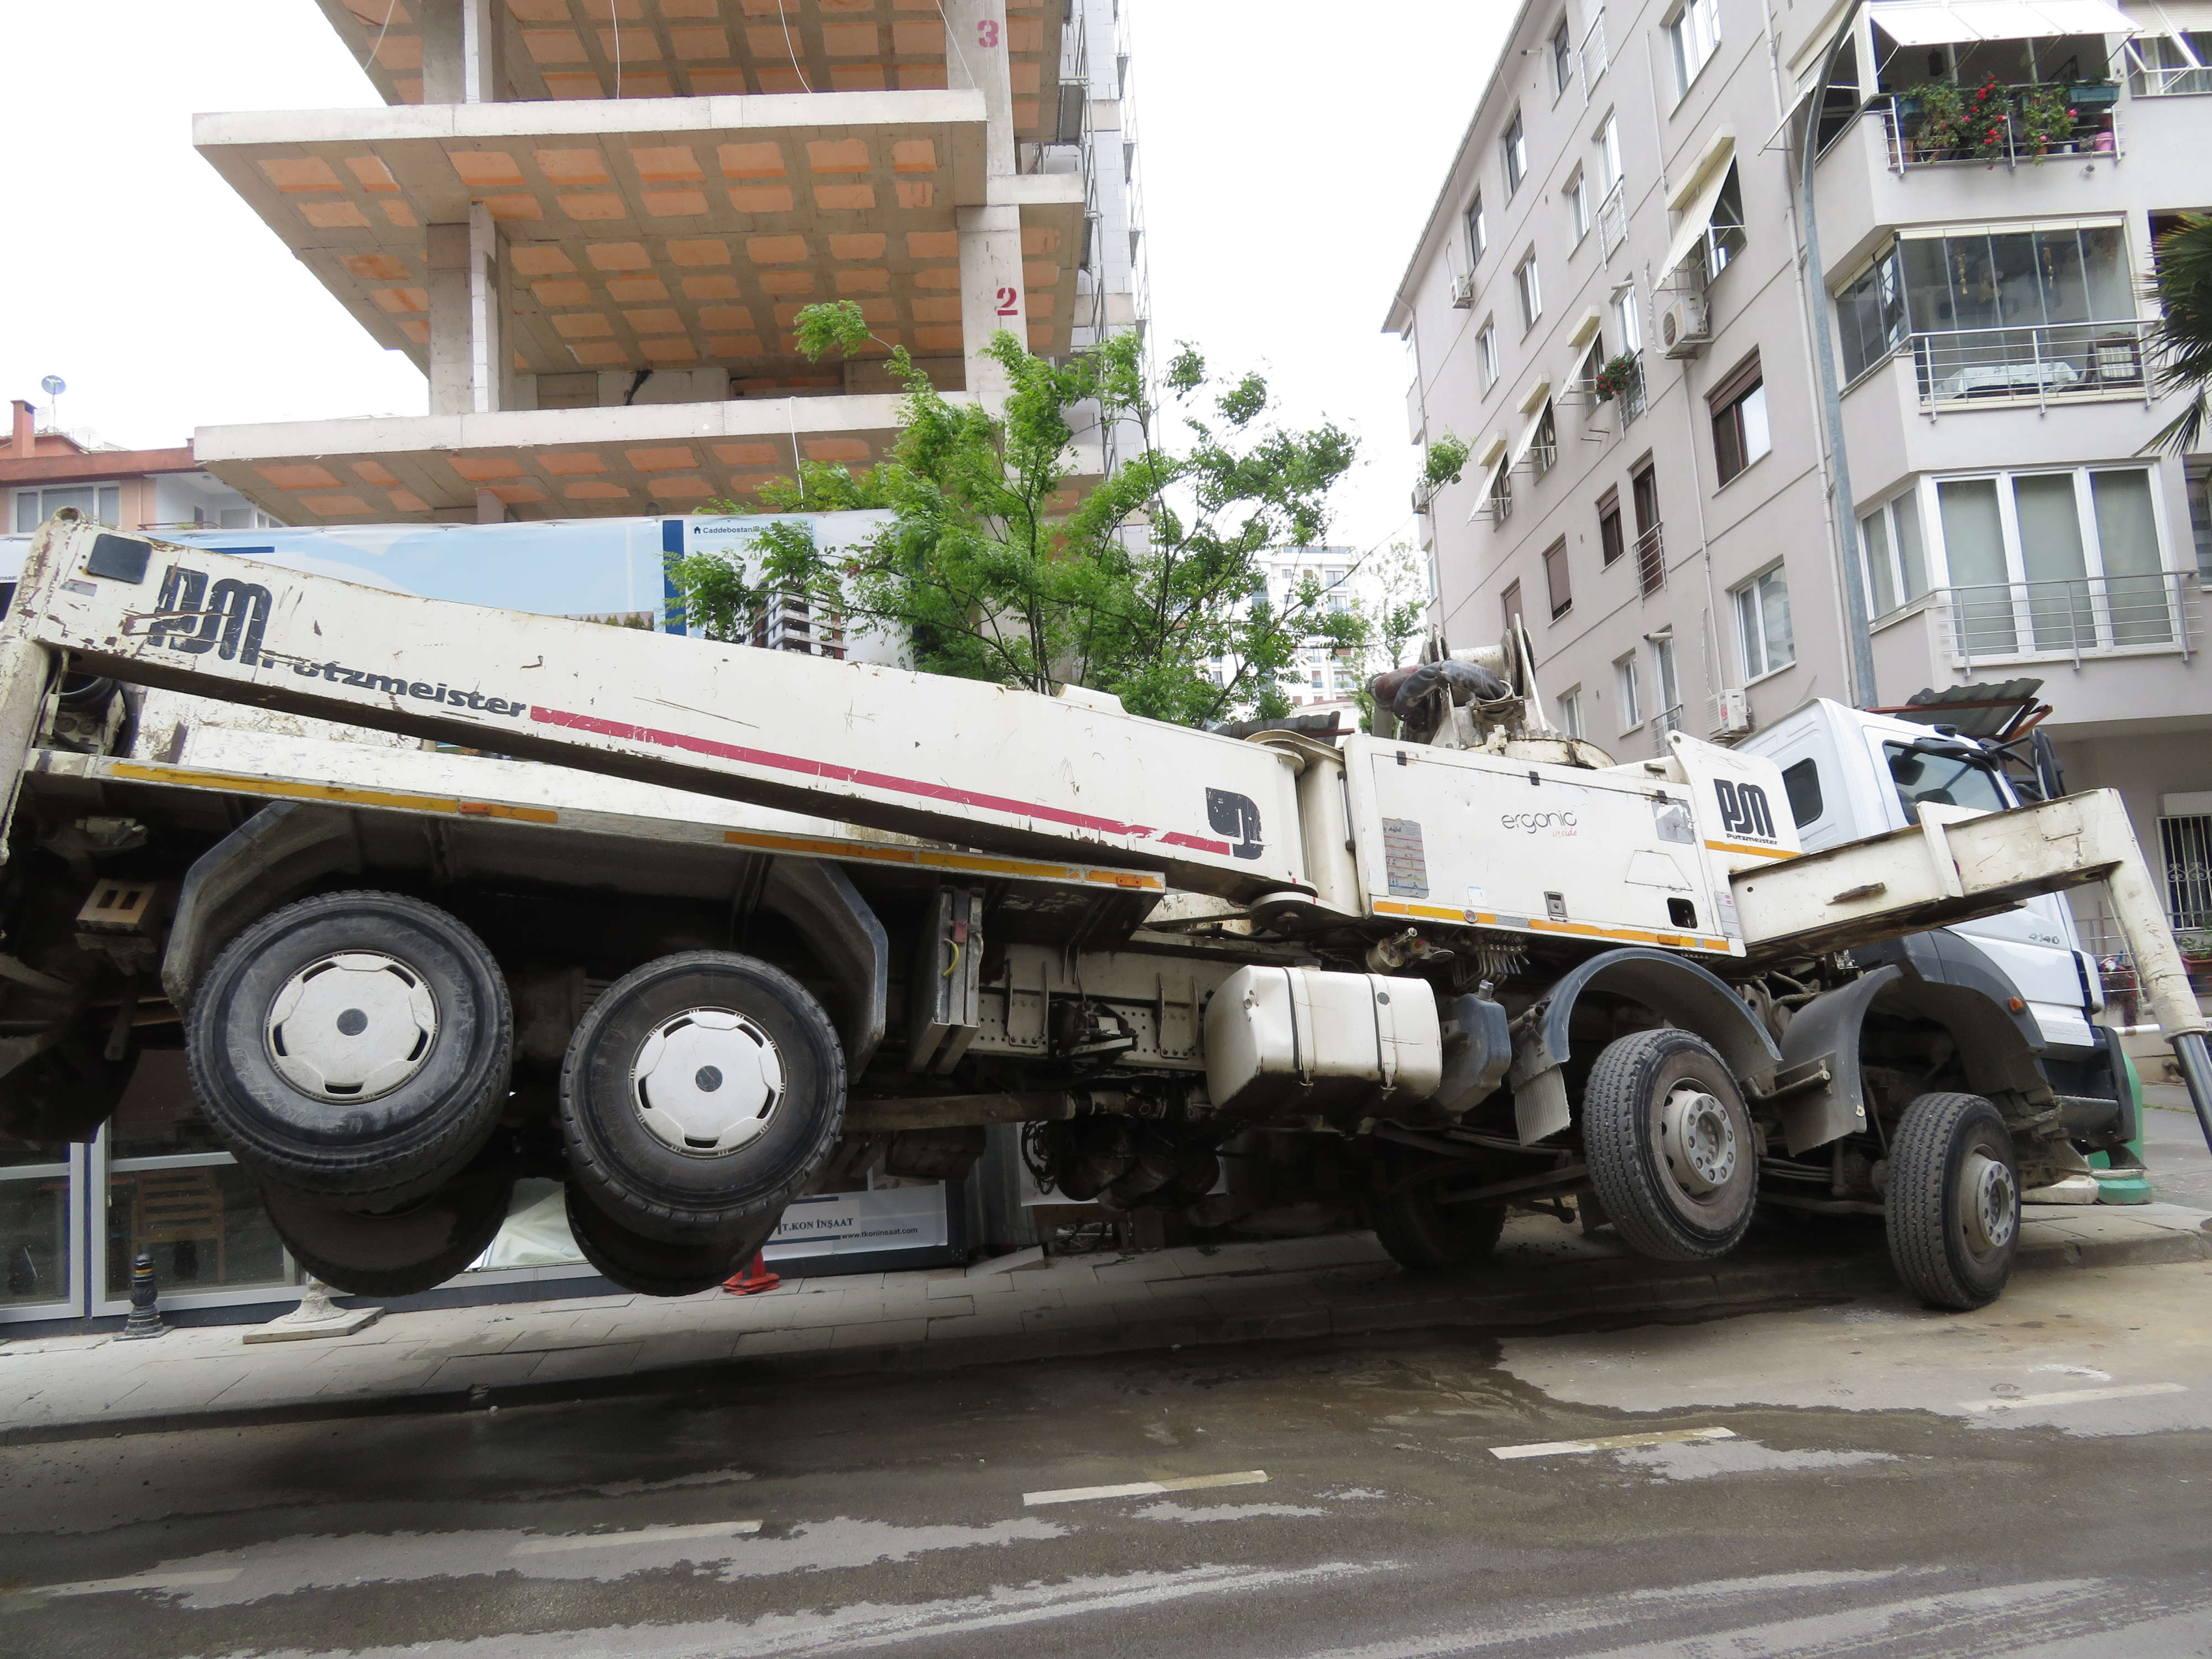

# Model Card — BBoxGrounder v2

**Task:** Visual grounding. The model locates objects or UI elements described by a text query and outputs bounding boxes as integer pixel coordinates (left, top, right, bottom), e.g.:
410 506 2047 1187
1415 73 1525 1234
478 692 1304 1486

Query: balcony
1930 572 2201 670
1650 703 1683 757
1907 319 2152 413
1634 523 1665 597
1869 82 2122 171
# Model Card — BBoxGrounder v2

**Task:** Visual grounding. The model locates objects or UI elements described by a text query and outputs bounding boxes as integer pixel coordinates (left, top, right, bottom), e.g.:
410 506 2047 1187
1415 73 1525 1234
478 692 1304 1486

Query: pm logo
1206 788 1265 861
148 565 272 665
1714 779 1776 842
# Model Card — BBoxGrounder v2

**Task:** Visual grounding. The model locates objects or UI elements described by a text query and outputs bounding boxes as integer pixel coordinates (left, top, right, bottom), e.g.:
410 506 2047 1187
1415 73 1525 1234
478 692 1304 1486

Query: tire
1583 1029 1759 1261
558 951 844 1245
1886 1092 2018 1311
264 1171 514 1298
186 891 513 1210
565 1185 763 1298
1368 1144 1509 1270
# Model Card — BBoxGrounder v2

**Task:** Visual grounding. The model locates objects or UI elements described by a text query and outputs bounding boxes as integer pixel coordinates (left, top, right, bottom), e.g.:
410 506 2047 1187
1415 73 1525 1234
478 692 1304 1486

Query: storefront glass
1 1144 72 1310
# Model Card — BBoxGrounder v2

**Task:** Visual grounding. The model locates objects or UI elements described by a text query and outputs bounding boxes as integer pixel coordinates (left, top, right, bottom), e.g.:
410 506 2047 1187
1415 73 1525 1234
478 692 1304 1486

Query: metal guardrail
1871 85 2123 171
1634 523 1665 597
1910 319 2152 410
1937 571 2199 668
1596 180 1628 259
1651 703 1683 757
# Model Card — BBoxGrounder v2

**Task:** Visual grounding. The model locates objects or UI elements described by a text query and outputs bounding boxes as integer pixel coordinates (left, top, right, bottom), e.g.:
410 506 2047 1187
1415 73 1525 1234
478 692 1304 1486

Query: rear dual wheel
262 1169 514 1298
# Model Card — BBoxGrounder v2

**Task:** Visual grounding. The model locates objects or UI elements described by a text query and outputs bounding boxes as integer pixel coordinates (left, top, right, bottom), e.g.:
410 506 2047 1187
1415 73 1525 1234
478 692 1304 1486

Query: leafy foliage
673 301 1367 726
1420 433 1470 497
2147 212 2212 456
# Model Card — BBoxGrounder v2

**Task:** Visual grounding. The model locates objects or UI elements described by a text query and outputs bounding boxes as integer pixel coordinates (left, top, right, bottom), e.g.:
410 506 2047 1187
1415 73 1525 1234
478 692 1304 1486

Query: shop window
2 1142 72 1312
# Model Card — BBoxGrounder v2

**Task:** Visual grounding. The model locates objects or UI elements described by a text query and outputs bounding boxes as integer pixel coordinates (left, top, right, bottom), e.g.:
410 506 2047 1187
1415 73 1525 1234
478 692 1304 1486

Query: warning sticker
1382 817 1429 897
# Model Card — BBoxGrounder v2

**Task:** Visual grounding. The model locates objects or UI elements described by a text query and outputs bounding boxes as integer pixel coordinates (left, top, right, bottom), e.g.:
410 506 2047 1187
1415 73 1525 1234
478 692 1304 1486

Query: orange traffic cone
722 1251 780 1295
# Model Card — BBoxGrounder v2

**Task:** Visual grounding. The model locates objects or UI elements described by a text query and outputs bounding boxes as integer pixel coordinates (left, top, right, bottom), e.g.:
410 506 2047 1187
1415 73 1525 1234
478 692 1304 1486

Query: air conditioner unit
1449 272 1477 309
1715 686 1752 735
1660 291 1710 358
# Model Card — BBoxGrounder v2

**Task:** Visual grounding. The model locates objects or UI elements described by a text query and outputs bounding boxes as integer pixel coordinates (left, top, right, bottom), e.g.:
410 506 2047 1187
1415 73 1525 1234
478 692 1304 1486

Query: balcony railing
1580 10 1609 95
1634 523 1665 597
1871 82 2122 171
1595 180 1628 259
1910 320 2152 410
1935 571 2200 669
1651 703 1683 757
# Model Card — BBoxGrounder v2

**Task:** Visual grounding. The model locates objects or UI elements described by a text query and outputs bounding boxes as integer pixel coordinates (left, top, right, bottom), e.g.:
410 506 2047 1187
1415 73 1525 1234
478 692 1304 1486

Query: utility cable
779 2 813 93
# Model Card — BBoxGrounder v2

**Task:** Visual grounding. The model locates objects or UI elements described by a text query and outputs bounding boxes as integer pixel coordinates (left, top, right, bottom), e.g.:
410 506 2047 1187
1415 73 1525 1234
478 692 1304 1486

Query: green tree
2147 212 2212 456
671 300 1362 725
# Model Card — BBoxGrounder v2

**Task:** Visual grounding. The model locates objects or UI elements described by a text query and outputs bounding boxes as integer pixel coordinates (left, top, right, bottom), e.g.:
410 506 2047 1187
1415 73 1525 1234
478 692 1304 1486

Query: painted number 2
977 19 999 47
995 286 1020 316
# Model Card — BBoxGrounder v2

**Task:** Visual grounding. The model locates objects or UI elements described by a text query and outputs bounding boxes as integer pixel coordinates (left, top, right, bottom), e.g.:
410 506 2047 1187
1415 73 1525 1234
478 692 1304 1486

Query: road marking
1962 1382 2185 1413
508 1520 763 1556
1489 1426 1735 1460
40 1567 244 1598
1024 1470 1268 1506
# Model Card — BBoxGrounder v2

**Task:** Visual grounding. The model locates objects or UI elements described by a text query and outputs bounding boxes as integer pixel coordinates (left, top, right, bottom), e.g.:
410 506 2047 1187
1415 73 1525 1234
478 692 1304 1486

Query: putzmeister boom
3 514 2207 1310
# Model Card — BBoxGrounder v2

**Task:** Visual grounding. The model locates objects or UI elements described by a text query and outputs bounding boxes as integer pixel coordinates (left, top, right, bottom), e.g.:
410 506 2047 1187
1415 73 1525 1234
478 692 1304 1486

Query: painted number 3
977 19 999 46
995 286 1020 316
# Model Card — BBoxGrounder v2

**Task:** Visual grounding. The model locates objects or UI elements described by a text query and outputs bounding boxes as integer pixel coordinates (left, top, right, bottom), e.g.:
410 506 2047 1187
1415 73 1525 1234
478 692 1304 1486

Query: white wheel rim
1963 1151 2017 1251
631 1008 784 1157
1659 1084 1737 1197
265 952 440 1103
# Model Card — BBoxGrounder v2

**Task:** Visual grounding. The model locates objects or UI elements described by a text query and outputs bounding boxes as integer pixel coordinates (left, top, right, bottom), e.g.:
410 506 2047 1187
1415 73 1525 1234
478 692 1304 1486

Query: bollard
118 1253 168 1340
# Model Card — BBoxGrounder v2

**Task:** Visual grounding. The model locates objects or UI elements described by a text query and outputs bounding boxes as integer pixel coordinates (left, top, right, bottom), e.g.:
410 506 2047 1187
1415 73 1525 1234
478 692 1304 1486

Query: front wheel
1886 1092 2018 1310
1582 1029 1759 1261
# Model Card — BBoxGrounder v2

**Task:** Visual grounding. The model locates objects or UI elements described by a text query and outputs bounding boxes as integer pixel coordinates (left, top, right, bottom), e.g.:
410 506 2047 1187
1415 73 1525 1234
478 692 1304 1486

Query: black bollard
118 1253 168 1340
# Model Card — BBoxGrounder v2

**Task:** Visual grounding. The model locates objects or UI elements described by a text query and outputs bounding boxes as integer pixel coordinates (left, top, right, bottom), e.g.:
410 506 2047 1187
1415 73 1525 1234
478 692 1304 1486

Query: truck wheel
565 1185 762 1298
1368 1145 1507 1270
263 1171 513 1298
1886 1092 2017 1311
186 891 513 1211
558 951 844 1245
1583 1029 1759 1261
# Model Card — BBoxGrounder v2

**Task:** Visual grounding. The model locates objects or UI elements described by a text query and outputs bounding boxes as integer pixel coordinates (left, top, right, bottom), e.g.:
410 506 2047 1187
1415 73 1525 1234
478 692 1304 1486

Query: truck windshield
1884 742 2011 823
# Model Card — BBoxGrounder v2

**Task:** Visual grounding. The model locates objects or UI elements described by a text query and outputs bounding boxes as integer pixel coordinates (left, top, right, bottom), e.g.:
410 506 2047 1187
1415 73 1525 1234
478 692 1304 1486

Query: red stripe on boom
529 703 1234 858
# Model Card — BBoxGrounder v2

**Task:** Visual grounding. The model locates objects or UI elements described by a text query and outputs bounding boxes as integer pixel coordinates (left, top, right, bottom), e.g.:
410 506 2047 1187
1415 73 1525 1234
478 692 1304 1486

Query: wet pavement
4 1248 2211 1658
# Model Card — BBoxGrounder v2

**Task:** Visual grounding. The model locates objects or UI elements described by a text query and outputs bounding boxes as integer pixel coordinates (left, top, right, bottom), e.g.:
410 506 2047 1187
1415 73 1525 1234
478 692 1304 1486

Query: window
14 484 121 531
1596 113 1623 192
1557 686 1585 738
1477 321 1500 389
2130 29 2212 97
1666 0 1722 99
1781 757 1824 827
1734 563 1795 680
1567 168 1589 242
1932 466 2175 656
1503 109 1528 194
1836 244 1908 383
1611 283 1642 354
1543 538 1572 618
1502 581 1525 635
1552 18 1575 96
2161 806 2212 927
2189 469 2212 581
1708 353 1770 484
1597 487 1625 566
1651 634 1681 728
1885 742 2010 824
1530 401 1558 477
1515 251 1543 329
1615 653 1643 729
1897 225 2133 400
1699 165 1745 280
1859 492 1929 618
1466 191 1488 264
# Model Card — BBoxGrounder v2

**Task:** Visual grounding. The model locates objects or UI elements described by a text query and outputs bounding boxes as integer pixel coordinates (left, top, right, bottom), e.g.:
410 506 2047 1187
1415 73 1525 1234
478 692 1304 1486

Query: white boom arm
0 519 1306 899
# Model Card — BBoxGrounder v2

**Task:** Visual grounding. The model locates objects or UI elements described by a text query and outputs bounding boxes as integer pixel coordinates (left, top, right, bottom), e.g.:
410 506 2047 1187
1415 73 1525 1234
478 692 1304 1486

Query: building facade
1387 0 2212 957
2 398 277 550
192 0 1146 526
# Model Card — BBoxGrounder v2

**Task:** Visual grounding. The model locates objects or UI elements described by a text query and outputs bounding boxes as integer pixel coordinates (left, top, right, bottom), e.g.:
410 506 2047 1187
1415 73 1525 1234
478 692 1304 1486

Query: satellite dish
40 375 65 398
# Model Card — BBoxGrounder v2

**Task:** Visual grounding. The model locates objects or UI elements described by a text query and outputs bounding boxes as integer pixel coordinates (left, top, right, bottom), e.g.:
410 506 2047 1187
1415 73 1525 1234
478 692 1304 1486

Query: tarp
1660 157 1739 284
1866 0 2138 46
1509 399 1554 473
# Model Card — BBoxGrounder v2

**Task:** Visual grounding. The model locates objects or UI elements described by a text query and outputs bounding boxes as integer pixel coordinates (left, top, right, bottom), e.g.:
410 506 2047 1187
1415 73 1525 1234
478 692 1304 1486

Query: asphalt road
4 1246 2211 1659
2146 1097 2212 1210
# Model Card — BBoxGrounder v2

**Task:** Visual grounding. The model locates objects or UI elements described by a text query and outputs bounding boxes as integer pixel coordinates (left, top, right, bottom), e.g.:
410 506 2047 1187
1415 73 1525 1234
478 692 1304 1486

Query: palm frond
2145 213 2212 456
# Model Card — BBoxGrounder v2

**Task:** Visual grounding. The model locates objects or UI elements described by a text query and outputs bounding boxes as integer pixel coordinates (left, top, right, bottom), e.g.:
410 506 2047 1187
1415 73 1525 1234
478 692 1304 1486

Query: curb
3 1221 2204 1449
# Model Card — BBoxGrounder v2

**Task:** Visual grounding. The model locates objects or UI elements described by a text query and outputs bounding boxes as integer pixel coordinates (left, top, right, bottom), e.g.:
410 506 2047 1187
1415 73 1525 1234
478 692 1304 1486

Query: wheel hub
631 1008 784 1157
265 952 439 1104
1961 1150 2017 1251
1659 1085 1737 1196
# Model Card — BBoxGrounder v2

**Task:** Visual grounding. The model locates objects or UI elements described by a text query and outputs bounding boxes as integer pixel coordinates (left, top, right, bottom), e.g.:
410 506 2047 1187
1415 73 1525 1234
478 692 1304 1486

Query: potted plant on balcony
1911 77 1973 160
2021 82 2077 158
1965 74 2013 160
1594 352 1642 403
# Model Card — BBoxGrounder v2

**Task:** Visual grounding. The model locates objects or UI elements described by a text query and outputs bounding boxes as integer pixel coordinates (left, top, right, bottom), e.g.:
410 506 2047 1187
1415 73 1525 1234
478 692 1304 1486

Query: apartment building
1 398 276 546
191 0 1147 526
1388 0 2212 952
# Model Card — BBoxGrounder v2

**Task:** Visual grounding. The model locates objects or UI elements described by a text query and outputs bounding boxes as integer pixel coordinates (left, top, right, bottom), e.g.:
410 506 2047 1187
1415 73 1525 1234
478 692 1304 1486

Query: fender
1510 947 1782 1144
161 802 362 1009
1776 964 1900 1155
759 857 889 1074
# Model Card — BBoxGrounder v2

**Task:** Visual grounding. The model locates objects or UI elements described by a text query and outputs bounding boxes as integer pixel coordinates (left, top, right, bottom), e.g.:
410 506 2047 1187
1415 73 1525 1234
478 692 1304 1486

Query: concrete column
937 0 1015 178
426 222 472 415
468 202 506 414
957 204 1027 409
474 489 505 524
418 0 501 103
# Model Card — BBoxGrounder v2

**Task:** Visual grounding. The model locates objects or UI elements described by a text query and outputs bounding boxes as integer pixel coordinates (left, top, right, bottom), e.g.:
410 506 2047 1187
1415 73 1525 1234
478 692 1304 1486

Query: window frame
13 483 122 532
1708 352 1771 486
1466 191 1488 266
1543 536 1572 619
1501 579 1525 637
1596 112 1623 192
1665 0 1723 102
1477 319 1500 389
1614 653 1643 731
1551 17 1575 98
1597 486 1626 566
1557 685 1585 738
1503 108 1528 195
1734 561 1796 682
1566 165 1590 244
1515 249 1544 331
1859 487 1933 619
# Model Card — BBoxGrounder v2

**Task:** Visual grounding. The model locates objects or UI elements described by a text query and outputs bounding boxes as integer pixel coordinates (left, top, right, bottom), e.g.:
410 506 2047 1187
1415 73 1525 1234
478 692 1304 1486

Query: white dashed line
508 1520 763 1556
1489 1426 1736 1460
1024 1470 1269 1506
1962 1383 2186 1413
40 1568 246 1598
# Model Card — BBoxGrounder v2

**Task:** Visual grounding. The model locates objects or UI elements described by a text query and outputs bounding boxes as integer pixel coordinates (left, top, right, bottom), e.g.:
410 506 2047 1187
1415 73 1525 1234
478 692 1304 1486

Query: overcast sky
0 1 1506 557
